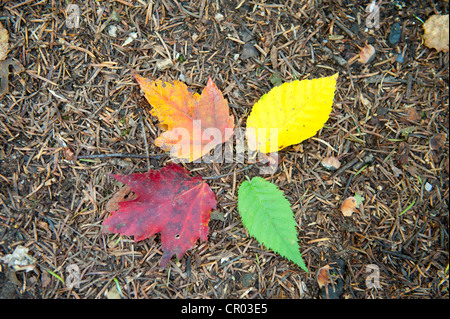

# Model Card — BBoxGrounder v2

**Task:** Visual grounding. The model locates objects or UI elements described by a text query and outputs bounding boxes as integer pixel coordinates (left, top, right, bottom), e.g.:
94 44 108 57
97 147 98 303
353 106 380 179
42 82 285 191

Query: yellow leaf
246 73 338 153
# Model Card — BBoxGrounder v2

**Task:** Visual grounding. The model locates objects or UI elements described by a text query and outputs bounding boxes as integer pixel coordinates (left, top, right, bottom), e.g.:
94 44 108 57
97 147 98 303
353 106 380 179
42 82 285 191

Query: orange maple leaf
135 74 235 162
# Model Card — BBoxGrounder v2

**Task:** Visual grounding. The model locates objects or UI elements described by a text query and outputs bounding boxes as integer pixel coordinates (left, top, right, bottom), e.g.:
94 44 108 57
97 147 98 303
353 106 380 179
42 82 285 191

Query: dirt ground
0 0 448 299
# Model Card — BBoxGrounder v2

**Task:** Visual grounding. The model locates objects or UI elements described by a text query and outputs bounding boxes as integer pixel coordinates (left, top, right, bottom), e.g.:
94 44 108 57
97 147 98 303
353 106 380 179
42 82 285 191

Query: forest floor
0 0 448 299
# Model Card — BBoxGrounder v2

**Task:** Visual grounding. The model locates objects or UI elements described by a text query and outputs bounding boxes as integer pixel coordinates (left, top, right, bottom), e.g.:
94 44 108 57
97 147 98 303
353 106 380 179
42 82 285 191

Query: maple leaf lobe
103 163 216 266
135 74 234 162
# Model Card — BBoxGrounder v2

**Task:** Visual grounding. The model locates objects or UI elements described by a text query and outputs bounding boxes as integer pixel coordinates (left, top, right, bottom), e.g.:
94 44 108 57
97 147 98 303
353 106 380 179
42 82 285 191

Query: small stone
241 42 259 59
210 210 225 221
240 273 257 287
122 32 137 46
214 13 224 22
321 156 341 170
389 22 402 45
240 30 253 42
184 76 193 85
156 58 173 70
108 25 118 38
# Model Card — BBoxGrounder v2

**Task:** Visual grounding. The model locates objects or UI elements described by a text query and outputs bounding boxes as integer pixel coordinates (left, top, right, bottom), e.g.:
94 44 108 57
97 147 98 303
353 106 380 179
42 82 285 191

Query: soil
0 0 448 299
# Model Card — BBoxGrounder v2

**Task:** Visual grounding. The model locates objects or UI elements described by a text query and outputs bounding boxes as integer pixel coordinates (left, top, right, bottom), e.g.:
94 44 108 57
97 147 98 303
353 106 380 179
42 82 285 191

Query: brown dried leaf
0 22 9 61
341 197 358 217
407 107 421 122
0 22 25 95
359 93 371 108
358 44 376 64
317 265 331 288
293 144 303 153
423 14 449 52
396 141 410 165
63 146 75 161
429 133 447 151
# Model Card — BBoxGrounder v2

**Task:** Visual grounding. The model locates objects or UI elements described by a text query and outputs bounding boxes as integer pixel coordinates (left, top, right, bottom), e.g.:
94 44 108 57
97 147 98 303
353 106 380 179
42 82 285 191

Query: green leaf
238 177 308 272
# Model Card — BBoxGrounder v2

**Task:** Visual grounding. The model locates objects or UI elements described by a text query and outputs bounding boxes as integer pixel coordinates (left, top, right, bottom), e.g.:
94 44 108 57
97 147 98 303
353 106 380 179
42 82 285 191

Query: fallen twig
77 153 166 159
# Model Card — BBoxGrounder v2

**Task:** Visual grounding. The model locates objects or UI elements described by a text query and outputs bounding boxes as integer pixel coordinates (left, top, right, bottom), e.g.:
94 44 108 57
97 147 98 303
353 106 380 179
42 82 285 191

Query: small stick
406 73 413 99
343 174 354 197
77 153 166 159
327 13 356 39
340 153 375 197
333 157 360 177
311 38 347 67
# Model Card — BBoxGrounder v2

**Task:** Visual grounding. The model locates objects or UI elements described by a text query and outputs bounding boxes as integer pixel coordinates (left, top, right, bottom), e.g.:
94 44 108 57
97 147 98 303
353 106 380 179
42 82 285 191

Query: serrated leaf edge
238 177 308 272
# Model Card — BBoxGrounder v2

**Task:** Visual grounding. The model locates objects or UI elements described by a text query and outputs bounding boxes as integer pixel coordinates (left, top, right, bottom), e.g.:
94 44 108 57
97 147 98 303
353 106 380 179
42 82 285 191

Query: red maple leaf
103 164 217 267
